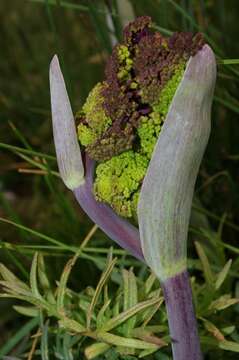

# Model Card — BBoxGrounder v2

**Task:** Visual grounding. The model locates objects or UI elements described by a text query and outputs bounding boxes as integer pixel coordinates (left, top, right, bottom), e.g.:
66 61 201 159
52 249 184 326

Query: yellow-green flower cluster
77 82 112 146
152 62 185 117
137 63 185 159
94 151 148 218
117 45 133 81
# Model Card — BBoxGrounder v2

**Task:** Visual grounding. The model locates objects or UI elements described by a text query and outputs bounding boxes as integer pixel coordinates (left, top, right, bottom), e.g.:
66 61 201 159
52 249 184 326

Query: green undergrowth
0 241 238 359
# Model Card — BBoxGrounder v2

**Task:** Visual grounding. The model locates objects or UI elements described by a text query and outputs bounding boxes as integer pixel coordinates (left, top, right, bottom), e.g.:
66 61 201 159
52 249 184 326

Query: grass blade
0 317 39 357
195 242 214 287
0 217 75 252
87 255 117 328
215 259 232 290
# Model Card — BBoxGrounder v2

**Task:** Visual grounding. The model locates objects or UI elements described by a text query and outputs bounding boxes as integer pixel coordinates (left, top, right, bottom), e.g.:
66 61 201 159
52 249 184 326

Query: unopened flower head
50 17 216 359
77 16 205 218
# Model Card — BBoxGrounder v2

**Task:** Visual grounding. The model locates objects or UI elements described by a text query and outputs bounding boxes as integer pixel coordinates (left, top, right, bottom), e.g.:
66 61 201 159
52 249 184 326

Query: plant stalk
161 270 202 360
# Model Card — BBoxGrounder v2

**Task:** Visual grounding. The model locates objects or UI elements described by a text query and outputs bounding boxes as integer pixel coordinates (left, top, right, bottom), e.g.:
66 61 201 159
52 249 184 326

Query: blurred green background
0 0 239 359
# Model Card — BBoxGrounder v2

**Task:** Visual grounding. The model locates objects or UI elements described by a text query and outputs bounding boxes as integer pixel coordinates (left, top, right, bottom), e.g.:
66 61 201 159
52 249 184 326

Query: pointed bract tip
50 55 59 75
49 55 85 190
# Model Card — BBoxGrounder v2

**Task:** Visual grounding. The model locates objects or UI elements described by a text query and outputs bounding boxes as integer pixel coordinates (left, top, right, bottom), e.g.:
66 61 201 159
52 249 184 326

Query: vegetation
0 1 239 359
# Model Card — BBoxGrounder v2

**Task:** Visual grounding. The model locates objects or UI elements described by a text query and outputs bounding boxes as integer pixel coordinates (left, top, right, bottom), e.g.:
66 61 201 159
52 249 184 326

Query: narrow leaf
209 295 239 311
96 299 111 328
38 254 55 304
145 273 157 295
0 280 32 297
215 259 232 290
201 318 225 341
195 242 214 287
0 263 29 291
139 347 160 358
100 297 161 332
85 342 110 360
13 305 39 317
96 331 159 350
141 297 164 327
219 340 239 352
57 256 77 313
122 269 138 336
0 317 38 358
87 257 117 328
30 253 42 299
41 321 49 360
59 317 86 333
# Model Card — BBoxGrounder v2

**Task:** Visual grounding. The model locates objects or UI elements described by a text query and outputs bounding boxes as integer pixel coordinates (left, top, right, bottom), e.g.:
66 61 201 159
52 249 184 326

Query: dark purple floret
123 16 152 46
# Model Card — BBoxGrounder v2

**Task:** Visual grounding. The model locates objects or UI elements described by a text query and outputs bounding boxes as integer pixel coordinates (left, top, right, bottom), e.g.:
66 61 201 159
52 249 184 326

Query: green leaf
0 141 56 160
57 256 77 313
219 59 239 65
215 259 232 290
38 253 51 290
141 295 163 327
0 317 39 357
0 280 32 297
29 0 111 14
122 269 138 336
87 254 117 328
195 242 214 287
30 253 42 299
192 204 239 233
13 305 39 317
85 342 110 359
209 294 239 311
87 1 112 53
62 333 74 360
214 95 239 115
132 325 167 338
221 326 235 335
96 299 111 329
0 293 49 310
100 297 161 332
96 331 159 350
219 340 239 352
139 347 159 358
41 320 50 360
0 263 29 291
0 191 30 246
58 316 86 333
8 120 33 150
0 217 74 252
15 151 58 176
38 254 55 304
200 318 225 341
144 273 157 295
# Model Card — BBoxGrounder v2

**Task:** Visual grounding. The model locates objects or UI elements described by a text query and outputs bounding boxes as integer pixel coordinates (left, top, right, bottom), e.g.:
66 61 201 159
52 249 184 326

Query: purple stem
162 270 202 360
73 154 144 261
